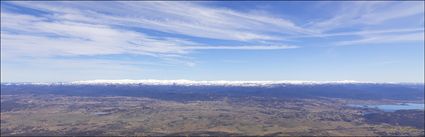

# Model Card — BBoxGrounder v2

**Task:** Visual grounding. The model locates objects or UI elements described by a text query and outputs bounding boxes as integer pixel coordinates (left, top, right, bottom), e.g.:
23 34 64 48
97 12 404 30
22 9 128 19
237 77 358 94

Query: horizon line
1 79 424 85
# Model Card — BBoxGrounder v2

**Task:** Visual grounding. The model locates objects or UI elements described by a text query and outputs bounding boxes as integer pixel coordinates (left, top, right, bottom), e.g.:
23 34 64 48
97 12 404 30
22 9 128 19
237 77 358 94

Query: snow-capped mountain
2 79 423 101
69 79 374 86
2 79 409 87
0 80 407 86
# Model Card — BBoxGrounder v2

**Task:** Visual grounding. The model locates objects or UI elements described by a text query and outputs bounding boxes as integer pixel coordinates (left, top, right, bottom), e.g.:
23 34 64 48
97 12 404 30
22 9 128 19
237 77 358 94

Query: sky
1 1 424 83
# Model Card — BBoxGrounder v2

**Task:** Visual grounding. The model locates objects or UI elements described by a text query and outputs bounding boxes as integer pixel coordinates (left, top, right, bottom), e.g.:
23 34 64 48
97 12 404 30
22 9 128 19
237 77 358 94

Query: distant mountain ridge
1 80 423 101
2 79 422 87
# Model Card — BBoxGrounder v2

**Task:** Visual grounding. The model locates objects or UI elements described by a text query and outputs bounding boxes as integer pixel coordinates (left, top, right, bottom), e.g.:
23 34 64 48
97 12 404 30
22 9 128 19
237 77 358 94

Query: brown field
1 94 423 136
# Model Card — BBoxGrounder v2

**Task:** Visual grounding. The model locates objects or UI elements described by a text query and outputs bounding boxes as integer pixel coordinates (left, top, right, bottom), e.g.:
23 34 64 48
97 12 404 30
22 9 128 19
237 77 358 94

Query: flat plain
1 83 424 136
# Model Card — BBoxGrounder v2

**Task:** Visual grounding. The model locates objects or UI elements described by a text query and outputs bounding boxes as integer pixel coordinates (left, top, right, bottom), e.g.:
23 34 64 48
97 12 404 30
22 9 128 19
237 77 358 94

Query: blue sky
1 1 424 82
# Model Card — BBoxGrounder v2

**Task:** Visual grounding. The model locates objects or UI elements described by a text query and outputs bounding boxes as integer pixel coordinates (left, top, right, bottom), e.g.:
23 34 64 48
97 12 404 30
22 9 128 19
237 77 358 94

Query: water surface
349 103 424 112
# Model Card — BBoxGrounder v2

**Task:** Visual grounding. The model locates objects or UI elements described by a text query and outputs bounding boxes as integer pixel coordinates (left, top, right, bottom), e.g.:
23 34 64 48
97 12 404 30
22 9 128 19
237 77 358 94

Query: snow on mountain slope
2 79 412 87
68 79 378 86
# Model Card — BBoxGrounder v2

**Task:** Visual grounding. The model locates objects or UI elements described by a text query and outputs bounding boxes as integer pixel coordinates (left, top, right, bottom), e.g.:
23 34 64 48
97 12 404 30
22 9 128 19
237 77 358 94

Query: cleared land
1 93 424 136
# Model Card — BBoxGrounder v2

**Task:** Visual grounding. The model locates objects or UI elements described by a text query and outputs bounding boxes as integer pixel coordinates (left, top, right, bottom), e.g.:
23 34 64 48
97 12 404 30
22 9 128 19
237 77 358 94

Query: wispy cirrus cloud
1 1 423 82
2 1 423 62
6 1 310 41
308 1 424 33
1 10 296 62
302 1 424 46
335 32 424 46
285 28 424 39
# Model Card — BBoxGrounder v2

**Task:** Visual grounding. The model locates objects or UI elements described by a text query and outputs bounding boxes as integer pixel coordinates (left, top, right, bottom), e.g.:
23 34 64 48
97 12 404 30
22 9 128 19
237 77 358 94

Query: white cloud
1 6 299 61
2 1 422 56
184 45 297 50
7 1 311 41
1 1 423 66
1 1 423 82
309 1 424 32
286 28 424 39
335 32 424 46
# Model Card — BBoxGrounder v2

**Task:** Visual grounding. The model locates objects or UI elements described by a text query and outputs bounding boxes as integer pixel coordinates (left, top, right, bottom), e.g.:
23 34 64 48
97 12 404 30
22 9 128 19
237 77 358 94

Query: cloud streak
335 32 424 46
6 1 310 41
1 1 423 68
1 1 423 82
308 1 424 32
1 6 298 61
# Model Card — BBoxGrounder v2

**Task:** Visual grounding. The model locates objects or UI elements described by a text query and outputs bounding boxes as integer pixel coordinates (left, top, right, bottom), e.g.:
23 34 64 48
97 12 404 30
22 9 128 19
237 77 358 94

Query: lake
349 103 424 112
